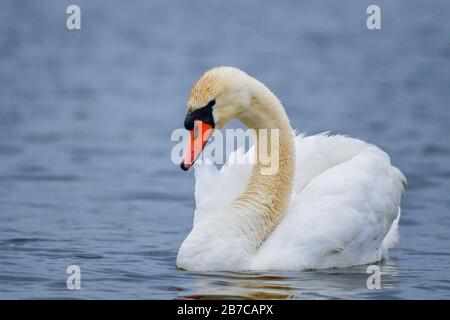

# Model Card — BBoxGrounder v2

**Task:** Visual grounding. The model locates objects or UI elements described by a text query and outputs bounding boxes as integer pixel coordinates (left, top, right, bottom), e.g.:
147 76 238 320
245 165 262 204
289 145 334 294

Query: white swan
177 67 406 271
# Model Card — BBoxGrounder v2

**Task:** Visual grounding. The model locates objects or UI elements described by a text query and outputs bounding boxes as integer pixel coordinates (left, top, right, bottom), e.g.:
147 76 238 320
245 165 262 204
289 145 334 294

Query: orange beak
180 120 213 171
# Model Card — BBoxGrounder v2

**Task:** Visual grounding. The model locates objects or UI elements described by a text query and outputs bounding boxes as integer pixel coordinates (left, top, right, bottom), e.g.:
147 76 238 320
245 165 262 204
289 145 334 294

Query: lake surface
0 0 449 299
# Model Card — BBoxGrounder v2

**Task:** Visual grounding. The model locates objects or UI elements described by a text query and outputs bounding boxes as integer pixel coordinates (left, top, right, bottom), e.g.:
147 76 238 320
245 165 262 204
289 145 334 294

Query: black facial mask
184 100 216 130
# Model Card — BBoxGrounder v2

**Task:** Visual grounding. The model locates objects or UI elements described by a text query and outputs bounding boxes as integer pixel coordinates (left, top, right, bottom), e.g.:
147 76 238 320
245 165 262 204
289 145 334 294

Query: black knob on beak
183 100 216 131
184 112 195 131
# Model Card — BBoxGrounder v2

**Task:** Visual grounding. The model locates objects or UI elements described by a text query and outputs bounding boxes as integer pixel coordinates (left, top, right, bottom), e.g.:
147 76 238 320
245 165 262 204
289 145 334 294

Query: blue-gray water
0 0 449 299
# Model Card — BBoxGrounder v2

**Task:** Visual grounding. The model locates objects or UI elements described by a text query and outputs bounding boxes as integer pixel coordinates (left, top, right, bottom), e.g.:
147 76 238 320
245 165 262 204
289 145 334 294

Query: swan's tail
383 208 401 250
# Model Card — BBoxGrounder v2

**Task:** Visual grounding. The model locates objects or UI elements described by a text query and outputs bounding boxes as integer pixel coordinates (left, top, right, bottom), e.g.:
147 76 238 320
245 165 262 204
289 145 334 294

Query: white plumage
176 67 406 271
190 133 405 270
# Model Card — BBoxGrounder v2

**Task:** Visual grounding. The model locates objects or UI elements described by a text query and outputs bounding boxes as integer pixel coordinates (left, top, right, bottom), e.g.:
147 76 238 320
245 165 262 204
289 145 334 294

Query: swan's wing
293 133 368 192
193 145 254 225
252 134 406 270
193 132 356 224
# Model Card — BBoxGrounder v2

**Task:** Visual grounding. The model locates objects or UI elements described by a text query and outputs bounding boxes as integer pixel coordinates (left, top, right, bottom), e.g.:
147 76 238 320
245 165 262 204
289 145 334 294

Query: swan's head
181 67 252 170
187 67 252 129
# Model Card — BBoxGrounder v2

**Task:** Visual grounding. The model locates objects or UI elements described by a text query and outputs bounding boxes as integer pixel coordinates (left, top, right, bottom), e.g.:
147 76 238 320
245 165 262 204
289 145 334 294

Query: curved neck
232 77 295 249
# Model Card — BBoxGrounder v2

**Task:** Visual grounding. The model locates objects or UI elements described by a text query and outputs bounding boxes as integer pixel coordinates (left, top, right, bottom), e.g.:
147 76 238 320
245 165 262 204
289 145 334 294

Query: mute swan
177 67 406 271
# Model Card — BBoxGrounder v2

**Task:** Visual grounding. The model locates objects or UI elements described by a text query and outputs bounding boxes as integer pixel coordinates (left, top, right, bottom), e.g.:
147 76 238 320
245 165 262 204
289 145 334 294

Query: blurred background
0 0 449 299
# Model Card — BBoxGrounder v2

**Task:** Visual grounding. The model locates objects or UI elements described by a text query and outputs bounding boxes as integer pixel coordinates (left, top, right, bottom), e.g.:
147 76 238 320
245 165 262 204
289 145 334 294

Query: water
0 0 449 299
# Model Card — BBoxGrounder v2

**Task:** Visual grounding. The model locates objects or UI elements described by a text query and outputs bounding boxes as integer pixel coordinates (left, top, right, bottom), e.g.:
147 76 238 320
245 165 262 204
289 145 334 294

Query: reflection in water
178 273 293 300
176 260 399 300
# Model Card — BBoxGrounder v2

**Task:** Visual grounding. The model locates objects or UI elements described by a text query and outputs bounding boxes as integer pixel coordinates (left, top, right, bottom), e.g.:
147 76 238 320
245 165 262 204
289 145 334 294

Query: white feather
190 133 406 270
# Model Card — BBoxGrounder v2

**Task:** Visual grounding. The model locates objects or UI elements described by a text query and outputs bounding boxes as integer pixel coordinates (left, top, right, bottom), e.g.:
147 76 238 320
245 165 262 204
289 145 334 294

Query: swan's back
193 133 406 270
